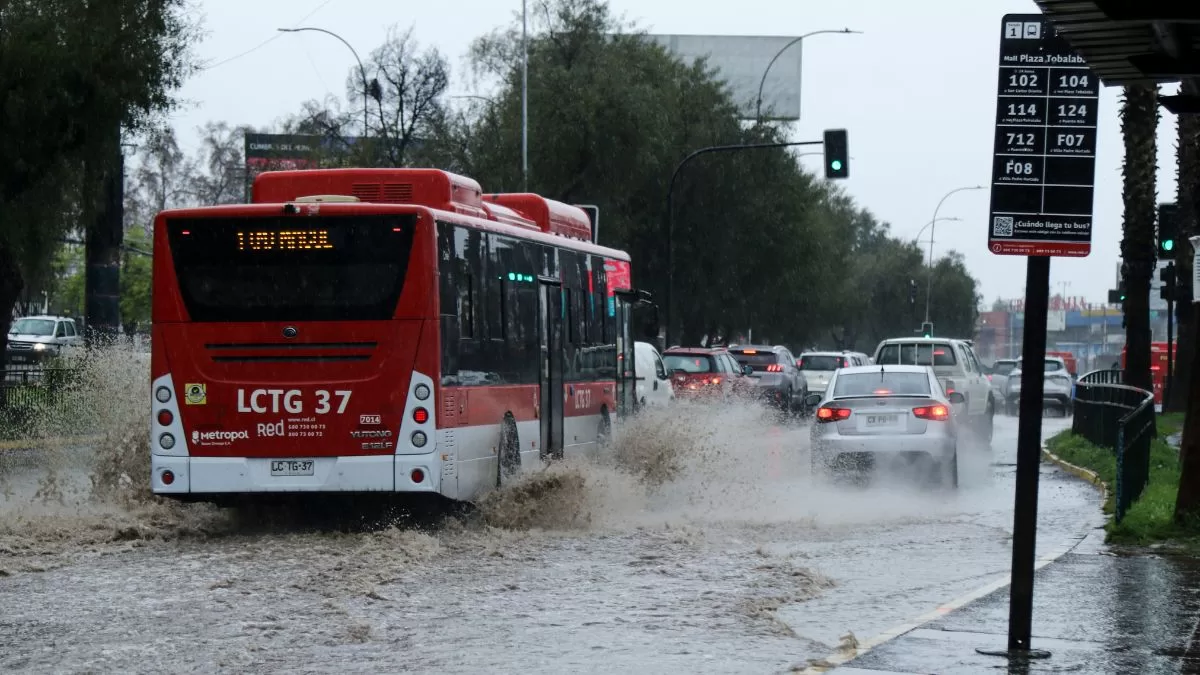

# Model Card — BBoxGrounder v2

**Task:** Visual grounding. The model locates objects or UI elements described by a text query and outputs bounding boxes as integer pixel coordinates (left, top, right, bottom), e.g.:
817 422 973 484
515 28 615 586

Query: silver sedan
807 364 966 488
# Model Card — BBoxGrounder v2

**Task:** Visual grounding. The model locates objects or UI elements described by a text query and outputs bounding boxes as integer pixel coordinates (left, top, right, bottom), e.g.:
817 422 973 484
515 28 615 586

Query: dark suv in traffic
727 344 810 416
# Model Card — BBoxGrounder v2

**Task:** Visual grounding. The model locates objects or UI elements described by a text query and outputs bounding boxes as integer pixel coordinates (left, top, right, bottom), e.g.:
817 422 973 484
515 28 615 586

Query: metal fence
1072 368 1156 523
0 367 79 410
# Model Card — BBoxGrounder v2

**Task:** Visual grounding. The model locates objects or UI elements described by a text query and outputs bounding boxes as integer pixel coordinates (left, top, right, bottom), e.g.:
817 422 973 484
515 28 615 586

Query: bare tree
125 126 195 233
192 121 250 205
356 25 451 167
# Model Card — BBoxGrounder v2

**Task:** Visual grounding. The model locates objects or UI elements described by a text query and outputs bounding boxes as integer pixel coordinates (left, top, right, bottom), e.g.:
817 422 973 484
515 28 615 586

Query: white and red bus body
149 168 640 502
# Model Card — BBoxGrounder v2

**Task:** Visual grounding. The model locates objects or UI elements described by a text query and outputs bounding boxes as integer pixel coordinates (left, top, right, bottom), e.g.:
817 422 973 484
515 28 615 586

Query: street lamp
754 28 862 122
925 185 985 324
912 216 962 246
278 27 376 137
521 0 529 191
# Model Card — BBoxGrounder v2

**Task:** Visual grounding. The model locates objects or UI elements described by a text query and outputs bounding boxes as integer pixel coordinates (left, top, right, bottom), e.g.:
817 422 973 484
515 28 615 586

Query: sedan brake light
912 405 950 421
816 406 852 423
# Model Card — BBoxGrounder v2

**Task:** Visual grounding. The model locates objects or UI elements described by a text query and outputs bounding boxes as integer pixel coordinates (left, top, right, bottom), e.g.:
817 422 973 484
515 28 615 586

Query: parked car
633 341 675 409
5 315 84 365
808 364 965 488
872 336 995 443
727 344 810 415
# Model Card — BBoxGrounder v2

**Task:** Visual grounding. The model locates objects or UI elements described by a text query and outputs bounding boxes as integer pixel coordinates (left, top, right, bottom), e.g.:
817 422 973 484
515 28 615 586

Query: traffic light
921 321 933 338
908 279 918 305
1108 288 1121 304
1119 280 1127 302
1160 262 1176 301
823 129 849 179
1158 203 1178 256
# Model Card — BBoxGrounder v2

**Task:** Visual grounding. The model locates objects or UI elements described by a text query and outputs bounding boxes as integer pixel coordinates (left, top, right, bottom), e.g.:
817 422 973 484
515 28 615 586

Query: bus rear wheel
497 415 521 488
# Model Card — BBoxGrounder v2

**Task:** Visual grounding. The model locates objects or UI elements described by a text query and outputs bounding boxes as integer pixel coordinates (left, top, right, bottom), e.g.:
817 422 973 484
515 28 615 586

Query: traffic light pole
664 139 822 347
1168 295 1175 403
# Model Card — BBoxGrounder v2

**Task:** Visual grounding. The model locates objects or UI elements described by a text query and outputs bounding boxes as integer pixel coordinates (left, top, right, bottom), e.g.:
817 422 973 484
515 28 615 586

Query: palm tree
1168 112 1199 413
1119 84 1159 394
1173 111 1200 524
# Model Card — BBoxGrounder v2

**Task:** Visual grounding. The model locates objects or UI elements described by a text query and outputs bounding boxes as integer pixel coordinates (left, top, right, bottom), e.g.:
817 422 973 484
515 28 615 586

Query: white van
634 341 675 408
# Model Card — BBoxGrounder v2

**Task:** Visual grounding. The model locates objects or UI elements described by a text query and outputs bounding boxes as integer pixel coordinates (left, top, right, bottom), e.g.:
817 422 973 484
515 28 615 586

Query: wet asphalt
0 408 1107 673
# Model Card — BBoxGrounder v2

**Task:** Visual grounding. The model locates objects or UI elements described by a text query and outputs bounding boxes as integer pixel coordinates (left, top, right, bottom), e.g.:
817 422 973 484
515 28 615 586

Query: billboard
640 34 805 120
243 133 362 199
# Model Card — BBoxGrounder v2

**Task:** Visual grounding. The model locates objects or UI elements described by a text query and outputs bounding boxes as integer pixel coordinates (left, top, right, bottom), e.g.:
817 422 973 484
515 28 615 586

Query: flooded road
0 404 1099 674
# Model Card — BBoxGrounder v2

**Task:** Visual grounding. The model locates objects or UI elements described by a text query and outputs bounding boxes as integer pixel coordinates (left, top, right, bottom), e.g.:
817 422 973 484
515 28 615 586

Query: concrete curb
0 435 102 452
1041 446 1110 503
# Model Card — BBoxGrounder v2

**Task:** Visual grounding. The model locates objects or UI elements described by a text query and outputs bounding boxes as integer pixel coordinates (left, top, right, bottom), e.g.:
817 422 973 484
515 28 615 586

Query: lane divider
796 444 1106 673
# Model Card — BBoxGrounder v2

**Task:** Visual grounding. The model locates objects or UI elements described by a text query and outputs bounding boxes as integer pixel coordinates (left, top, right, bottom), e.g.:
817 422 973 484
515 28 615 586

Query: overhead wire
197 0 336 72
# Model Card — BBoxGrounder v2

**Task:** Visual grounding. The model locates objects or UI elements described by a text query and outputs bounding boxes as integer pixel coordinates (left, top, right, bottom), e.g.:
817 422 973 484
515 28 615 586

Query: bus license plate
270 459 314 476
865 415 898 427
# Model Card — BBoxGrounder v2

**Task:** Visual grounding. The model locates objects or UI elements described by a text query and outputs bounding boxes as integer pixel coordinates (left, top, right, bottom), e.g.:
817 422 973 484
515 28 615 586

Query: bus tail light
161 470 175 485
410 468 426 483
151 373 188 457
398 371 436 456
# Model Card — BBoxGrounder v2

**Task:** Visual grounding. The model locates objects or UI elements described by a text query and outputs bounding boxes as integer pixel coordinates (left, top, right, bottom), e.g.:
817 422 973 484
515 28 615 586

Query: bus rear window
166 214 417 322
876 343 958 367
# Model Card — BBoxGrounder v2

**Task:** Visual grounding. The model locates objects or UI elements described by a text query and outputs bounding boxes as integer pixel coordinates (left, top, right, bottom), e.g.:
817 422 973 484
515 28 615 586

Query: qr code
993 216 1014 237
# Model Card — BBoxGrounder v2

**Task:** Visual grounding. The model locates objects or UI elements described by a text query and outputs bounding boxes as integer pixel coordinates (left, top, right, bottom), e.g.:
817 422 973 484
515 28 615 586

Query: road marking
795 446 1104 674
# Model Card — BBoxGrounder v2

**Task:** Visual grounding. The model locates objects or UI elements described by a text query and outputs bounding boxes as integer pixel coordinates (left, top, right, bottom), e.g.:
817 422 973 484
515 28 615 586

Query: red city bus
1120 341 1175 405
149 168 651 503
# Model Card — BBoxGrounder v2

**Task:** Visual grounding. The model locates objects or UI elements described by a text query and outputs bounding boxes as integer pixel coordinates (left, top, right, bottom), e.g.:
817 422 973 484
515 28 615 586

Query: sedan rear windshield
833 372 932 397
664 354 715 373
800 355 844 371
875 343 957 367
167 214 417 322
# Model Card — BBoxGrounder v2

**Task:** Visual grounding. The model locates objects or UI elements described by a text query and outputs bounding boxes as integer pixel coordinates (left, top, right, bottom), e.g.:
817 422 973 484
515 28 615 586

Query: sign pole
1006 254 1051 653
979 13 1099 661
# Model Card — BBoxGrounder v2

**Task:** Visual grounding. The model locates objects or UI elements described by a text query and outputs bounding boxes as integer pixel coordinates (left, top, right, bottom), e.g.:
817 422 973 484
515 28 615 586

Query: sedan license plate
865 414 898 427
270 459 315 476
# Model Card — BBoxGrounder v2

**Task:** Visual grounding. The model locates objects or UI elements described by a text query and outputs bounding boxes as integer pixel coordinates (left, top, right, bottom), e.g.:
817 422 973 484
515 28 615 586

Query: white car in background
634 341 675 408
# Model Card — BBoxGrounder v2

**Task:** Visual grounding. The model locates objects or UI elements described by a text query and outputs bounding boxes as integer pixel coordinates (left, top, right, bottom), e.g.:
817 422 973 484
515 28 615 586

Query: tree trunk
84 124 125 345
0 241 25 403
1174 110 1200 523
1120 85 1159 394
1168 113 1200 412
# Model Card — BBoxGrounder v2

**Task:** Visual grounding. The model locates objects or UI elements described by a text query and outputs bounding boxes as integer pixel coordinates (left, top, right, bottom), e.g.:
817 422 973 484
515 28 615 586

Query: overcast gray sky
168 0 1182 307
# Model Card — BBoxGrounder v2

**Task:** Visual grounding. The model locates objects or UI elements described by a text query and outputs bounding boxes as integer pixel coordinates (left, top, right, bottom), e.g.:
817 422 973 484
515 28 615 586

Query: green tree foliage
447 0 979 348
0 0 195 345
120 228 153 332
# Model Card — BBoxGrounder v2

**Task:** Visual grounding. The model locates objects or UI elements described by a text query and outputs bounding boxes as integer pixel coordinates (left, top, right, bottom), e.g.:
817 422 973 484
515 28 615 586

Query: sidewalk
827 532 1200 674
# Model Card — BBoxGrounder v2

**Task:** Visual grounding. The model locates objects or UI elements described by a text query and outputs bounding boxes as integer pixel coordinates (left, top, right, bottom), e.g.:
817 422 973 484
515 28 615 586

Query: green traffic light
830 159 843 171
1163 239 1175 252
